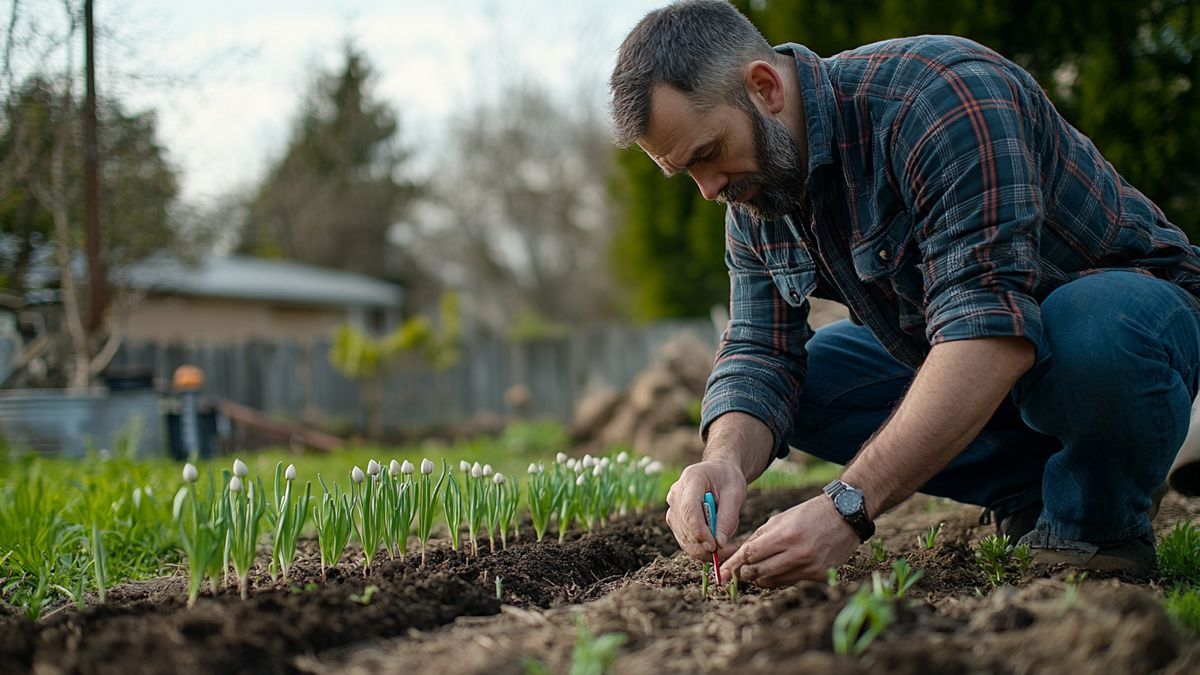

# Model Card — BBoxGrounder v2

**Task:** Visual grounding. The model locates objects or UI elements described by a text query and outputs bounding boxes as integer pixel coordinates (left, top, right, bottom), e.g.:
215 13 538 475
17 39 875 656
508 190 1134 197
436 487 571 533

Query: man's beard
717 106 807 221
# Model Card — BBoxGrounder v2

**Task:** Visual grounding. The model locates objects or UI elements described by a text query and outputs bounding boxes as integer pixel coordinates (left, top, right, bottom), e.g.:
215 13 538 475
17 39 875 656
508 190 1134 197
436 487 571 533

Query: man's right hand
665 459 747 562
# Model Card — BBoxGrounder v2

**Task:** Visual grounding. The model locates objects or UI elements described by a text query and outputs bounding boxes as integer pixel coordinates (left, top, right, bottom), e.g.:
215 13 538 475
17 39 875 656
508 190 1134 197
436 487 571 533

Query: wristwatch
823 479 876 542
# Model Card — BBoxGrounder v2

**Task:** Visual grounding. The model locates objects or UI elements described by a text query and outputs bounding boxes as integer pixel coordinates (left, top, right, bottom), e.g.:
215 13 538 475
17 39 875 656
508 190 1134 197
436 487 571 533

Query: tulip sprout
495 473 521 549
526 463 556 542
313 474 354 580
269 463 312 583
415 458 447 566
465 462 487 555
227 467 266 600
173 463 225 608
388 460 416 557
442 465 464 551
351 463 388 575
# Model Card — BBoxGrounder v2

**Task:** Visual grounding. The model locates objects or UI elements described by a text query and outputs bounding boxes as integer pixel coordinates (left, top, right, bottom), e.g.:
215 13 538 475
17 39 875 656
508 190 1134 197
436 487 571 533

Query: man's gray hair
609 0 776 148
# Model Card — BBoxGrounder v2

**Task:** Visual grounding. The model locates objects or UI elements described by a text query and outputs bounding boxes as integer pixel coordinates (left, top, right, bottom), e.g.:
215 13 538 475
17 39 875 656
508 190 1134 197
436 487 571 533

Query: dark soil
2 486 1199 675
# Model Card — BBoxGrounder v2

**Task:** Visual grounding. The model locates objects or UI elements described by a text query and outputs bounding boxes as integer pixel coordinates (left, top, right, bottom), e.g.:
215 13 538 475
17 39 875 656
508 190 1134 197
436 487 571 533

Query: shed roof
124 255 403 308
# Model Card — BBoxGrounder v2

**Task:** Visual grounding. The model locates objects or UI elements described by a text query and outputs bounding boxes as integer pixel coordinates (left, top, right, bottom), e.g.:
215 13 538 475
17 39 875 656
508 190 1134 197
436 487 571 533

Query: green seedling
975 533 1015 588
442 464 464 551
1165 587 1200 634
388 461 417 557
496 576 504 600
350 584 380 605
891 558 923 599
526 462 558 542
832 583 894 656
173 464 225 608
269 463 312 583
226 465 267 600
570 613 627 675
351 462 389 575
701 562 711 598
871 538 887 563
415 458 448 566
727 575 740 601
496 474 521 549
466 462 488 555
918 523 942 550
313 474 355 580
1013 543 1034 577
827 567 839 588
1158 520 1200 586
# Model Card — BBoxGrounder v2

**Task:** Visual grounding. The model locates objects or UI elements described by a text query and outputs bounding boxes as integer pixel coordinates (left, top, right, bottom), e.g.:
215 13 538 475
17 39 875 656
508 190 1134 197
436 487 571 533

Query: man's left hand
720 494 861 587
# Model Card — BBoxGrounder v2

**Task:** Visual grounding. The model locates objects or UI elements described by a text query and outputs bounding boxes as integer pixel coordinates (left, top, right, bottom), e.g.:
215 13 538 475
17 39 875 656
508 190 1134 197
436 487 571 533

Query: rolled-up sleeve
700 209 812 459
893 60 1046 360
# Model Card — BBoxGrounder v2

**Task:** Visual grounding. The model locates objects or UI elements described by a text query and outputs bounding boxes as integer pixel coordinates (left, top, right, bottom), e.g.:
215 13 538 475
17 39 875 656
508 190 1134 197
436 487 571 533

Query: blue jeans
789 271 1200 542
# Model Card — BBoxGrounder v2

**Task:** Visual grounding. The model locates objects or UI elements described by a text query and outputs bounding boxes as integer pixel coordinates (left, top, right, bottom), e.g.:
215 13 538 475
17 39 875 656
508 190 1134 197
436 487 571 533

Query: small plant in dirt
569 613 627 675
832 582 894 656
226 461 266 600
1013 542 1034 576
350 462 389 575
268 463 312 583
827 567 840 587
386 460 416 557
349 584 380 605
313 474 354 579
173 463 225 608
1158 521 1200 586
727 575 740 601
918 523 942 550
442 464 464 552
1165 587 1200 634
871 538 888 563
831 559 925 656
976 533 1016 588
701 562 711 598
415 459 447 565
526 462 560 542
495 473 521 549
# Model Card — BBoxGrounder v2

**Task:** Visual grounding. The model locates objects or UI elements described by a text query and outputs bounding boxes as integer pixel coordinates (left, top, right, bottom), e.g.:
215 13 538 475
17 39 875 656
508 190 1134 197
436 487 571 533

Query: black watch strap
823 479 876 542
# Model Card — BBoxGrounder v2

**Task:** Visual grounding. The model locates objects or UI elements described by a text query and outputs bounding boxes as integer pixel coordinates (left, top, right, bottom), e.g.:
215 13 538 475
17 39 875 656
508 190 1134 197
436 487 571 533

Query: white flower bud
367 459 381 476
401 460 415 475
493 473 506 485
132 487 142 510
460 460 471 473
639 456 652 468
471 463 483 478
556 452 568 464
528 463 540 474
285 464 297 481
182 463 199 483
582 455 595 469
593 464 603 477
144 485 154 497
600 457 610 468
230 475 243 493
616 451 629 464
233 459 248 478
566 458 578 470
645 461 663 475
482 464 493 477
421 458 434 475
389 459 401 477
576 474 587 486
351 466 365 483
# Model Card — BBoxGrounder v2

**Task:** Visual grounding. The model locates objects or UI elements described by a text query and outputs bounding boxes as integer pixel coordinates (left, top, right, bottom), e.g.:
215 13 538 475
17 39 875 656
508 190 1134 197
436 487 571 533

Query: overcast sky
5 0 668 204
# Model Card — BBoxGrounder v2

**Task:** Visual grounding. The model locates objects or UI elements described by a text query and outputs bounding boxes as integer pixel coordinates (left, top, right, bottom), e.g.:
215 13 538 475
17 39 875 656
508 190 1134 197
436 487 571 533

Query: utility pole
83 0 107 331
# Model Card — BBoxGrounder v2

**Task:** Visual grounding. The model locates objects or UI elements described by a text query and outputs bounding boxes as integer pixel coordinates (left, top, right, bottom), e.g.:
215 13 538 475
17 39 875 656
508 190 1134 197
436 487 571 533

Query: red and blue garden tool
702 491 722 584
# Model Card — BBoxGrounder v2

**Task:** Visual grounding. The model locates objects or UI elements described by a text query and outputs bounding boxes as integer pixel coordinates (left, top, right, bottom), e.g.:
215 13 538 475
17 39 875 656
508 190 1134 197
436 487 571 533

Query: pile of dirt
570 332 713 464
569 299 850 464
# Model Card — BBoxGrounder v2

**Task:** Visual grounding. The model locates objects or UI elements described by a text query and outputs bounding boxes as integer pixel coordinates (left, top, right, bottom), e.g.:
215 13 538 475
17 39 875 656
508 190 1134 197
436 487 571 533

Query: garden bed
3 486 1199 674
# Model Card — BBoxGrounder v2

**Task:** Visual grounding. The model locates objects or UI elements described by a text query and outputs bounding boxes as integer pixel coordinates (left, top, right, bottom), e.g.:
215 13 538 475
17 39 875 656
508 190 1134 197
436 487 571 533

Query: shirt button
878 249 890 261
789 289 801 302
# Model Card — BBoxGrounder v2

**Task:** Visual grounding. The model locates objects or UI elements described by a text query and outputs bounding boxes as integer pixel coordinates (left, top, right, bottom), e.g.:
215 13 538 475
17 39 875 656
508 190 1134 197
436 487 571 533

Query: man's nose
691 169 728 201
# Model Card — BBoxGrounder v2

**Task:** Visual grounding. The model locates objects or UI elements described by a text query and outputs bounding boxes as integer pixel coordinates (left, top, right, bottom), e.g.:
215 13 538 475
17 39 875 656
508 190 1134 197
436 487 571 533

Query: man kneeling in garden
610 0 1200 584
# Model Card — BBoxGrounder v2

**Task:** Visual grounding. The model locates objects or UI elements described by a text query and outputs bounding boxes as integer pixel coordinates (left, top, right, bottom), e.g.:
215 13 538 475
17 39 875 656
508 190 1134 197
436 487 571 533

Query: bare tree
416 78 619 334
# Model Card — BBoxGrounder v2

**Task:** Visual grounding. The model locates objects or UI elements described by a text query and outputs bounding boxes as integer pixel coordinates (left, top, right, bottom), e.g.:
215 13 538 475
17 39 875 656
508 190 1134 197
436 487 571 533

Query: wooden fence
108 319 719 435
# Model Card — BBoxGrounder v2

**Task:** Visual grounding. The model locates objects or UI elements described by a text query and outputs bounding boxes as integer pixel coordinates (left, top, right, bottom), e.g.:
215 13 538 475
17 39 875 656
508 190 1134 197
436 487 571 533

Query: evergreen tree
240 43 420 281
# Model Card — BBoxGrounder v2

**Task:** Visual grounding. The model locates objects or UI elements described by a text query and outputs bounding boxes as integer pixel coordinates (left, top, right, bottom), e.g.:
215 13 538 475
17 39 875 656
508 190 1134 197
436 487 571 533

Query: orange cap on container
173 364 205 391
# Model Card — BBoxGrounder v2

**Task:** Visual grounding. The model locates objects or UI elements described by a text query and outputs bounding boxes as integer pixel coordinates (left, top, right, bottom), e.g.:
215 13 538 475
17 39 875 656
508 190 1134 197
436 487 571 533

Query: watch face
834 488 864 515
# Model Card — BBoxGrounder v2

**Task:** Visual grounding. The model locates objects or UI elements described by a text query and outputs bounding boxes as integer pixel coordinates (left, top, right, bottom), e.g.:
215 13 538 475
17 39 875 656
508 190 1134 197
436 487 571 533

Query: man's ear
744 60 785 114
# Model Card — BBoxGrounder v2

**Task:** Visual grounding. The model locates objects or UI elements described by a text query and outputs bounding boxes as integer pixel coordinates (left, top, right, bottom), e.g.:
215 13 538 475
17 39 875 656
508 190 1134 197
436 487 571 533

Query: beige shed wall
124 296 346 344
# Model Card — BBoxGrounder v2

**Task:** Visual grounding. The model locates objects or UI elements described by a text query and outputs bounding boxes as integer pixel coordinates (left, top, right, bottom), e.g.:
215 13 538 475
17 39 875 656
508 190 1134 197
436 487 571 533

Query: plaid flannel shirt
701 36 1200 458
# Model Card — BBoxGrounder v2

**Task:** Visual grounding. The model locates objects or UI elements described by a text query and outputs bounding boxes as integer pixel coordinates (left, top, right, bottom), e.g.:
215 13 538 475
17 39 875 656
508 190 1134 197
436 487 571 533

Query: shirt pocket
851 210 913 282
769 262 819 308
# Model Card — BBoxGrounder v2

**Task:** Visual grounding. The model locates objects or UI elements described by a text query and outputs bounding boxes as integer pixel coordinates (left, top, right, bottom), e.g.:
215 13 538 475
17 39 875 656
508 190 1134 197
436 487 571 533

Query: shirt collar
774 43 837 184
